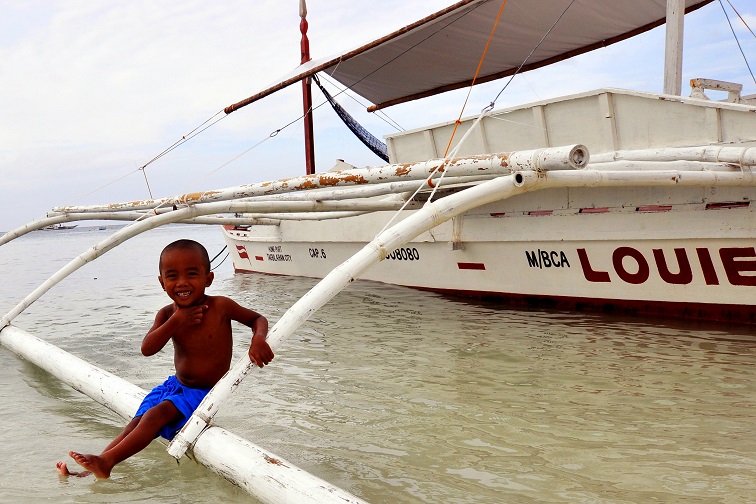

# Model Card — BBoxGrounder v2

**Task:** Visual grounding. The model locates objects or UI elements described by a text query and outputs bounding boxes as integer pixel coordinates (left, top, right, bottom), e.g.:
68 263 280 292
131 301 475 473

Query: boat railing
689 77 744 103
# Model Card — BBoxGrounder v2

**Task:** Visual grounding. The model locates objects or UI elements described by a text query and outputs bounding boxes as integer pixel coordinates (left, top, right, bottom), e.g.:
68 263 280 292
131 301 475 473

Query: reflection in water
215 273 756 503
0 226 754 503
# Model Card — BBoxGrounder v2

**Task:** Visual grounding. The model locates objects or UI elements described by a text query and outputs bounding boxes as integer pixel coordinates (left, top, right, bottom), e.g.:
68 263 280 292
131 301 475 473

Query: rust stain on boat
263 454 289 467
108 200 155 209
394 164 412 176
323 173 368 185
294 179 320 190
293 173 369 190
180 190 221 203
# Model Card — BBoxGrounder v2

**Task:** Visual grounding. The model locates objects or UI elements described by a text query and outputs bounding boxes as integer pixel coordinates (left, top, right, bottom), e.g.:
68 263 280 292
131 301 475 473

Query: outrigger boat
1 0 755 502
217 0 755 324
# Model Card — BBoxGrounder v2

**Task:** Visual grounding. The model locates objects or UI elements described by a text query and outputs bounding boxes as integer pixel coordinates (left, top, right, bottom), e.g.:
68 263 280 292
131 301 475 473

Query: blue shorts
135 375 211 440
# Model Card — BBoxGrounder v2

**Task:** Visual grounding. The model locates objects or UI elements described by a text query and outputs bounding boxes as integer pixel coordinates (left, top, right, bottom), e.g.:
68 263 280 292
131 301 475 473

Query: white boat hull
224 197 755 323
222 87 756 324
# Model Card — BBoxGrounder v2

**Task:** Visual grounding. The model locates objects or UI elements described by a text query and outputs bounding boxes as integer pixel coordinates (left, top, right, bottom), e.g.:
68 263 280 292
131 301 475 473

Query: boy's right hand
173 305 208 326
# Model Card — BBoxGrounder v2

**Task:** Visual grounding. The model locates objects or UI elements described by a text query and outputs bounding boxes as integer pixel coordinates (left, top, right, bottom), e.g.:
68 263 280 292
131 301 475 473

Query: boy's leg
104 415 141 451
69 400 182 478
58 416 142 477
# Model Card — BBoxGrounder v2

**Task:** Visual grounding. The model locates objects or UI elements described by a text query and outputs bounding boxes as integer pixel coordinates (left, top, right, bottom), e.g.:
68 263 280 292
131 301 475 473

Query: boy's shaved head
159 239 211 272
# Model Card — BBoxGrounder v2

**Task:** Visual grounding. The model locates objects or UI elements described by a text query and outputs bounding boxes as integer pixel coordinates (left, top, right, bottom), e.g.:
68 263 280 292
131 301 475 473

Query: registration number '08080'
387 247 420 261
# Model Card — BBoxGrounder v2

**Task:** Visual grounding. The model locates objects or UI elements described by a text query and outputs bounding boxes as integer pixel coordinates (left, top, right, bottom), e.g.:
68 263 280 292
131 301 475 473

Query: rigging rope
140 166 155 200
421 0 575 202
141 110 227 171
420 0 508 203
210 245 228 263
719 0 756 86
210 245 229 271
68 110 228 207
377 0 579 235
137 110 228 200
725 0 756 40
211 253 230 271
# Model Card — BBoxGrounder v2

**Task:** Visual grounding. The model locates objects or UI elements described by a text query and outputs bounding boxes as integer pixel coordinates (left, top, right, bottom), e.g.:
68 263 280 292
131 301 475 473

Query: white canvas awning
225 0 713 113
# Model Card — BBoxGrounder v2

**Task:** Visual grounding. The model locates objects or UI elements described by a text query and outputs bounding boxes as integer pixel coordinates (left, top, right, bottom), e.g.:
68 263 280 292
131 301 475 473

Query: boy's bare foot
56 461 92 477
68 451 112 479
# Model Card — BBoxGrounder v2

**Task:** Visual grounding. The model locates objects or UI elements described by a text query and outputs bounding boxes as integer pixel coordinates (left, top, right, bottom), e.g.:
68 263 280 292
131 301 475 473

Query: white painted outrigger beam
0 325 367 504
3 144 748 246
589 145 756 165
0 175 495 245
0 198 412 327
50 146 582 214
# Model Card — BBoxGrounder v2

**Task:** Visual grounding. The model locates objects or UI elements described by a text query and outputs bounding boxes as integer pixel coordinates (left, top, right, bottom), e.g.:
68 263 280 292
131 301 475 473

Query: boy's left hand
249 336 274 368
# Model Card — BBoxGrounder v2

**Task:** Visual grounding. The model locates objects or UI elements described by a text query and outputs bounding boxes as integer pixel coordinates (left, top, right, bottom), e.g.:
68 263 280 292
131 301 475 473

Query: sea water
0 224 754 504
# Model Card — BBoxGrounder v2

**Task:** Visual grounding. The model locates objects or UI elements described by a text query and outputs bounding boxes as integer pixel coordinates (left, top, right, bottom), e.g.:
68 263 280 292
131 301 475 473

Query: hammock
313 75 389 162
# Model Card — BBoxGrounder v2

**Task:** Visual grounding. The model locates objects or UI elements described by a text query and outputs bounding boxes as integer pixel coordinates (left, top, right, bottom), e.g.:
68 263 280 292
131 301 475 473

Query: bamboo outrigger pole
0 325 368 504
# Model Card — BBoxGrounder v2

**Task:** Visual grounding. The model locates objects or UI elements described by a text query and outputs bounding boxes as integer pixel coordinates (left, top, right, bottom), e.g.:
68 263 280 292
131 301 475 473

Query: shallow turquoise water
1 224 754 503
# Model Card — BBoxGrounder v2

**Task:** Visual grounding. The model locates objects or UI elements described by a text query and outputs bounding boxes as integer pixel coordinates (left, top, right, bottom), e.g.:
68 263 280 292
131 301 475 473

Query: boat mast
663 0 685 95
300 0 316 175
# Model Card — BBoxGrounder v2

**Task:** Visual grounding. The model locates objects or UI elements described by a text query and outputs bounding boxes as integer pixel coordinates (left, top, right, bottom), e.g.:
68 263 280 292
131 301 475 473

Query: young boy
57 239 274 478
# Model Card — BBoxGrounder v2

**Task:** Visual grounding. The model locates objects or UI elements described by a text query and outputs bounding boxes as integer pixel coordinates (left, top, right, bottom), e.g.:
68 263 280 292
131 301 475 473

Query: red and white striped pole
300 0 316 175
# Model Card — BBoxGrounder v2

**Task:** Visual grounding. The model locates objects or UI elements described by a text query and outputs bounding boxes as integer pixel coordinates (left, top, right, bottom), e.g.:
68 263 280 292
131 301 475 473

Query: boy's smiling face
158 247 214 307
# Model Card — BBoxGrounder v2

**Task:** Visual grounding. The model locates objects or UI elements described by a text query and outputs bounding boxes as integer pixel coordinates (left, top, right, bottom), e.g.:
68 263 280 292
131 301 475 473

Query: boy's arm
249 315 273 368
141 303 207 356
221 297 273 368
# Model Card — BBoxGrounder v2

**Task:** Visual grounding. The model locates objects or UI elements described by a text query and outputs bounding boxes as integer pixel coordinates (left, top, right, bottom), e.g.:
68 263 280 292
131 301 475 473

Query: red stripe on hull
457 262 486 270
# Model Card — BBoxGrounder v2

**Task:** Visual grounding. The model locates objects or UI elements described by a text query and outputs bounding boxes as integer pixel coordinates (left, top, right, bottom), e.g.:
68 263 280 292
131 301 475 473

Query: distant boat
41 223 78 231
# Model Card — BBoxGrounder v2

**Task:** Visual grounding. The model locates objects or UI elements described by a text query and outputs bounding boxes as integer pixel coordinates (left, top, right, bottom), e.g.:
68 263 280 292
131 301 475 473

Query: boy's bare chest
173 316 232 352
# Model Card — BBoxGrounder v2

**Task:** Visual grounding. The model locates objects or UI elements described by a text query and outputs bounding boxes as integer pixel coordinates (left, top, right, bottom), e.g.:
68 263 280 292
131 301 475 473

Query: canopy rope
375 0 509 235
326 1 490 108
490 0 577 106
441 0 509 159
376 0 578 236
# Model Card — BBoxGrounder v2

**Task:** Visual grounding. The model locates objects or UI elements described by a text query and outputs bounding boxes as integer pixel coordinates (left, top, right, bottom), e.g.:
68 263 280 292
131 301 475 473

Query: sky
0 0 755 233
